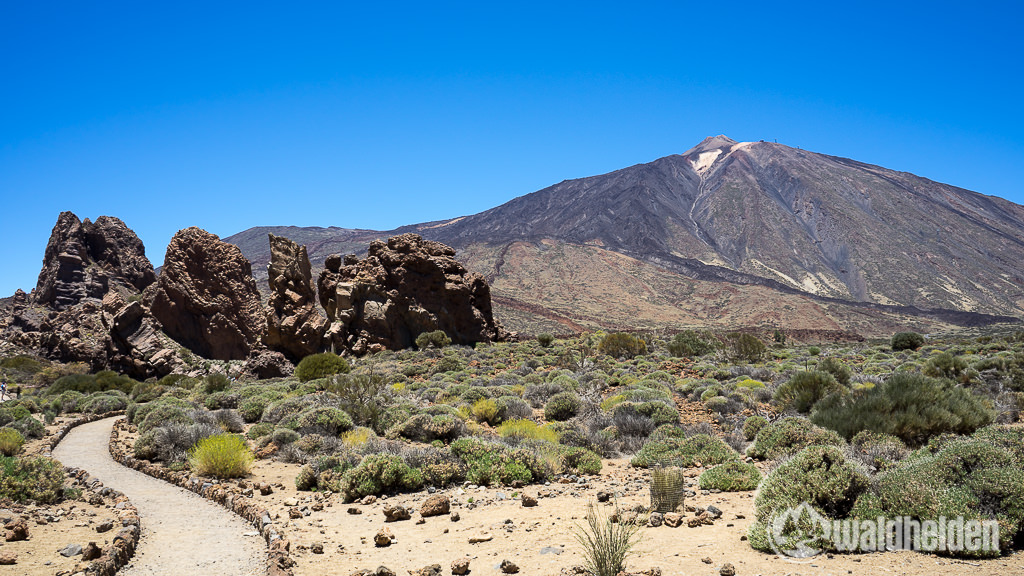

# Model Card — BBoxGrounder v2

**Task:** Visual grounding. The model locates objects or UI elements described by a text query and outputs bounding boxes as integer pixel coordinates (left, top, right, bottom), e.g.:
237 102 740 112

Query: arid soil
51 417 264 576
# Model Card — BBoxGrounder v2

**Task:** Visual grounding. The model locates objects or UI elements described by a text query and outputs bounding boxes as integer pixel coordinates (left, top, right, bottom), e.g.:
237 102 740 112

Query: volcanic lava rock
147 227 262 360
317 234 506 354
263 234 327 360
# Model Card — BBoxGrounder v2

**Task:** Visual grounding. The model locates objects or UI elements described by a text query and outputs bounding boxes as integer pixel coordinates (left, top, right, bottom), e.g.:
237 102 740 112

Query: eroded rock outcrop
264 234 327 360
147 227 262 361
317 233 506 354
34 212 156 310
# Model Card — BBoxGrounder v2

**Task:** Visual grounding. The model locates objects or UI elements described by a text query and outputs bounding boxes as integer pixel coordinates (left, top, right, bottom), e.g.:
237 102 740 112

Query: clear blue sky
2 1 1023 297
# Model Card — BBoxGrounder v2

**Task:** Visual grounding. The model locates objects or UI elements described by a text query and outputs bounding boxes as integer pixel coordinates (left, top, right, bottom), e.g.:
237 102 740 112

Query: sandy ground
51 417 265 576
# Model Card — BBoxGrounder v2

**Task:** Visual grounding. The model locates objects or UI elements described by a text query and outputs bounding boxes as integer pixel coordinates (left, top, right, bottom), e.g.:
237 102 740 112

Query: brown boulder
4 518 28 541
374 527 393 547
245 349 294 379
82 542 102 561
264 234 328 360
382 505 411 522
318 234 506 354
148 227 262 360
450 558 470 575
0 552 15 565
420 494 450 517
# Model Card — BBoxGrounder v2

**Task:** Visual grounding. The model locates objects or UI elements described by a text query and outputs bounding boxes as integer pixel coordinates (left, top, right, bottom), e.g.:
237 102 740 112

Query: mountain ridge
225 136 1024 336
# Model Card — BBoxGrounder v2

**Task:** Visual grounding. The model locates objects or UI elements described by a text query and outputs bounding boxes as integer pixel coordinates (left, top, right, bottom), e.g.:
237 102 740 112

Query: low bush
295 353 351 382
537 333 555 348
497 419 559 443
817 357 852 387
544 391 581 421
415 330 452 349
9 416 45 439
246 422 274 439
272 428 301 445
291 406 354 436
849 431 909 470
891 332 925 351
775 371 842 413
727 333 766 363
450 437 541 486
749 445 870 553
0 455 66 503
340 453 423 500
48 370 137 396
747 417 845 460
742 415 768 441
155 422 220 462
77 391 129 414
470 398 500 424
188 434 254 479
204 373 231 393
698 461 762 491
598 333 647 359
524 382 571 408
0 427 25 456
631 433 738 468
667 330 717 358
388 413 467 443
810 372 993 446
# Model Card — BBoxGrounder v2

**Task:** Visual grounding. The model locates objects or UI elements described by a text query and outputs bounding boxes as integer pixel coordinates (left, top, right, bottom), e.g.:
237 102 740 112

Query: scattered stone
283 497 298 506
410 565 442 576
540 546 563 555
500 559 520 574
0 553 15 565
361 495 378 505
4 518 28 542
374 528 394 547
648 512 664 527
383 505 411 522
376 568 396 576
311 542 324 554
663 512 683 528
520 494 538 507
595 490 611 503
82 542 102 561
95 521 114 533
706 505 723 519
259 483 274 496
468 532 493 544
288 508 302 519
348 507 363 515
59 543 83 557
720 563 736 576
451 558 470 575
420 495 450 517
701 557 713 564
450 512 460 522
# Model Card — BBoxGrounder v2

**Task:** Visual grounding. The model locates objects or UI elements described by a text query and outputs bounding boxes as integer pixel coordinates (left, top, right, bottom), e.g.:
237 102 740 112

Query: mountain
225 136 1024 337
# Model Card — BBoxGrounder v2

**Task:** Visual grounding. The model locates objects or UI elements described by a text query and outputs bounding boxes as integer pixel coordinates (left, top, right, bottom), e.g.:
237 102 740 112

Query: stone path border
40 411 142 576
106 418 295 576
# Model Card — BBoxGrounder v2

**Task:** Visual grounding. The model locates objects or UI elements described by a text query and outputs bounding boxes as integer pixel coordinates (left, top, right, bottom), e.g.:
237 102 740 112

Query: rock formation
317 233 506 354
34 212 156 309
3 212 186 377
147 227 263 361
263 234 327 360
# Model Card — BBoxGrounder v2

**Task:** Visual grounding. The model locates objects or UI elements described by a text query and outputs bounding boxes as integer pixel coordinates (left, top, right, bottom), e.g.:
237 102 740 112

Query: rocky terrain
0 215 507 377
226 136 1024 335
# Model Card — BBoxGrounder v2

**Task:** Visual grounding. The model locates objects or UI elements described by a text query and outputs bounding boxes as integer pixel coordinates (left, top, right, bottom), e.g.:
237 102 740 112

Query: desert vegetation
2 327 1024 566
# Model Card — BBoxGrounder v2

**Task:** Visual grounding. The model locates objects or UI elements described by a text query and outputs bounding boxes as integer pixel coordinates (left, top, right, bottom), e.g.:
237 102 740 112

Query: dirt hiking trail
52 417 264 576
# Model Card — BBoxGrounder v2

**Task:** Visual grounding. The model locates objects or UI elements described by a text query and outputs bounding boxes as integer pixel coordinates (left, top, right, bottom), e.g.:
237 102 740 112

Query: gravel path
52 417 265 576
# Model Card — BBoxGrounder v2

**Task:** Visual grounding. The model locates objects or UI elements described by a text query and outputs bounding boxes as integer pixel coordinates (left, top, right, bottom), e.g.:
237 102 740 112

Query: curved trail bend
52 417 264 576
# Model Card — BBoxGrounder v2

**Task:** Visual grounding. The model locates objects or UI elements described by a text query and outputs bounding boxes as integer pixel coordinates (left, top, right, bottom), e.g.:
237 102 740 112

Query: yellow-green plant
496 419 558 443
0 427 25 456
188 434 254 479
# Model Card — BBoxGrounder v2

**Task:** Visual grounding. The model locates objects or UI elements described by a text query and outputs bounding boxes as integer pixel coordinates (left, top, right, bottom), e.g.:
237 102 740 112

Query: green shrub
0 427 25 456
597 333 647 359
816 357 851 387
133 430 158 460
544 391 581 421
775 371 841 413
388 413 467 443
48 370 136 395
9 416 45 439
326 373 391 430
450 437 540 486
78 391 129 414
810 372 993 446
537 333 555 348
204 373 231 393
727 333 765 363
239 394 278 423
699 461 762 491
667 330 717 358
0 455 66 503
415 330 452 349
246 422 274 440
271 428 300 445
136 402 193 433
295 353 351 382
849 430 909 471
923 352 969 381
130 381 165 403
340 454 423 500
807 346 821 356
892 332 925 351
188 434 254 479
747 417 845 460
292 406 354 436
471 398 500 424
558 446 603 475
631 433 738 468
742 415 768 441
749 445 870 553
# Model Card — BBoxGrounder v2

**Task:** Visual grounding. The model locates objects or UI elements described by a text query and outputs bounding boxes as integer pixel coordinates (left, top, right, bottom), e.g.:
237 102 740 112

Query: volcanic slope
227 136 1024 336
